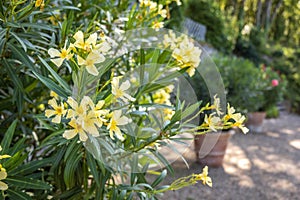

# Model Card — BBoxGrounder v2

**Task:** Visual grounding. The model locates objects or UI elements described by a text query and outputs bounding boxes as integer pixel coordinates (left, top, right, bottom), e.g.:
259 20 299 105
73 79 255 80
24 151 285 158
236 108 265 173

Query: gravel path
160 112 300 200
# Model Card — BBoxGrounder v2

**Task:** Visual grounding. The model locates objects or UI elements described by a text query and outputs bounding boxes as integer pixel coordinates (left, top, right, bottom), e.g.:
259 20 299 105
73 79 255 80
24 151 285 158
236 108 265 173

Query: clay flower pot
246 111 266 133
194 130 234 167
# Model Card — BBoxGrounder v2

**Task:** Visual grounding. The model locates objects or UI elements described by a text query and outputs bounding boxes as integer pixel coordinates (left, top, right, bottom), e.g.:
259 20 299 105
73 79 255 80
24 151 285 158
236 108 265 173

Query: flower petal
50 58 64 67
86 64 99 76
77 55 86 66
86 33 97 46
120 80 131 91
0 171 7 180
48 48 61 58
63 130 77 140
79 132 88 142
52 115 61 124
45 109 56 118
0 181 8 190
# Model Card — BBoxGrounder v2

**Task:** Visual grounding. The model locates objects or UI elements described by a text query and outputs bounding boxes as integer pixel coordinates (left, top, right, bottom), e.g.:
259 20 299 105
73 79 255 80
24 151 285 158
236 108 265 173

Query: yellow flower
88 100 109 127
153 89 171 104
204 114 221 132
45 98 67 123
139 0 151 7
107 110 131 140
81 111 101 137
172 37 202 77
158 5 167 18
111 76 136 102
73 31 97 52
66 96 89 119
0 165 8 191
0 146 11 160
152 21 164 31
163 31 177 49
48 45 73 67
232 113 249 134
210 95 223 116
224 103 235 121
50 91 59 99
77 50 105 76
63 118 88 141
35 0 45 10
195 166 212 187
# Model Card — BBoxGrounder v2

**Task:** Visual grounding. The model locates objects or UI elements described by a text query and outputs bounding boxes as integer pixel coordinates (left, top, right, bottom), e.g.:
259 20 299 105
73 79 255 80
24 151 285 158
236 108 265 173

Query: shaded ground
160 111 300 199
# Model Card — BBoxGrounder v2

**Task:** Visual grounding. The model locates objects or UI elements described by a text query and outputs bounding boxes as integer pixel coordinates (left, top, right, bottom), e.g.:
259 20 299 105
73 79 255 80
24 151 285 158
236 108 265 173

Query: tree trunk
265 0 272 34
256 0 262 28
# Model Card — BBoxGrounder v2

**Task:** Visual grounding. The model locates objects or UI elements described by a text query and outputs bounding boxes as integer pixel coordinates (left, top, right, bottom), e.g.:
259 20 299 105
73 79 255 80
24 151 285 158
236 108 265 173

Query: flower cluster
48 30 111 76
166 166 212 191
163 31 202 77
138 0 182 30
45 80 134 142
0 146 10 191
199 96 249 134
153 85 175 120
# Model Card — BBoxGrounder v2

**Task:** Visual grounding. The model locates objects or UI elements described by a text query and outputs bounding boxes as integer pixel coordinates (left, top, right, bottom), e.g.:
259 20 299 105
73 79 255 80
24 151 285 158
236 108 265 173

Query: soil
159 111 300 200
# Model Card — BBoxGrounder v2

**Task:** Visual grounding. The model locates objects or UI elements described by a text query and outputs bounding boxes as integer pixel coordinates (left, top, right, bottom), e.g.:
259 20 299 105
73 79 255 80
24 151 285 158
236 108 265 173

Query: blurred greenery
184 0 300 113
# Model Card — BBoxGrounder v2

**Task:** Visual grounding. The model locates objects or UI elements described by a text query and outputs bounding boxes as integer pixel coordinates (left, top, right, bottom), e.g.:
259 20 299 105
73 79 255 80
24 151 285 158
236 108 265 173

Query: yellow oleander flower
111 76 136 102
152 21 164 31
107 110 131 140
210 95 223 116
0 166 8 191
163 31 177 49
63 118 88 141
77 50 105 76
224 103 236 121
231 113 249 134
158 4 167 18
139 0 151 7
35 0 45 10
66 96 89 119
73 31 97 52
89 100 109 127
48 45 73 67
50 91 59 99
172 37 202 77
153 89 171 104
195 166 212 187
163 108 175 120
81 111 100 137
149 1 158 11
94 41 111 54
203 114 221 132
45 98 67 123
0 146 11 160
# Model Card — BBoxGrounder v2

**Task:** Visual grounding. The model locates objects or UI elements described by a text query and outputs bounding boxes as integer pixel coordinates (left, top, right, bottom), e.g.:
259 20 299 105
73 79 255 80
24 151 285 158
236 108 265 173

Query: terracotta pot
194 131 233 167
246 112 266 133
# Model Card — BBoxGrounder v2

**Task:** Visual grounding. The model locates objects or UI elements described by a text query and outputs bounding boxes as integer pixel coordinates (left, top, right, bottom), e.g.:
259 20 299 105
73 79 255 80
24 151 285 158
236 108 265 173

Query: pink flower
271 79 279 87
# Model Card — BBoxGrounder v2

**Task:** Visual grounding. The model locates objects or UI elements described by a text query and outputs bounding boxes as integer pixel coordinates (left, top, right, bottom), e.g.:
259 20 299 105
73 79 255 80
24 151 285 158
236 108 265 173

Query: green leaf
3 59 25 93
10 32 27 52
149 150 174 175
151 170 167 188
0 119 18 153
9 157 53 176
86 152 100 187
33 73 69 98
7 189 32 200
6 177 51 190
38 56 71 93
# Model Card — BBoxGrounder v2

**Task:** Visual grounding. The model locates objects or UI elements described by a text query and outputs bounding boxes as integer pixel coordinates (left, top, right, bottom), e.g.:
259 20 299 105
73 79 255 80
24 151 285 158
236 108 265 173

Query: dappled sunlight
281 128 296 135
265 131 280 138
289 139 300 150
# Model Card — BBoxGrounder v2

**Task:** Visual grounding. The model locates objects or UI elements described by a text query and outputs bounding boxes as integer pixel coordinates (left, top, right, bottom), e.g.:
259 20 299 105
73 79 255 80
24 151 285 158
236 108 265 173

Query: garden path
161 111 300 200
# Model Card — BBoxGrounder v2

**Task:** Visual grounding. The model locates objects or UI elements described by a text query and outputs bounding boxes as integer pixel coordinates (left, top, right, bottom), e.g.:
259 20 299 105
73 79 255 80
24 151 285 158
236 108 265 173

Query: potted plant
188 59 249 167
213 55 267 133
